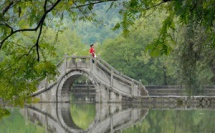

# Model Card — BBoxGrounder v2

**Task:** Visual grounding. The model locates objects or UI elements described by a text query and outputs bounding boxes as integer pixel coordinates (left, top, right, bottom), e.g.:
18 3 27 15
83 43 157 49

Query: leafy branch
70 0 118 9
0 0 61 61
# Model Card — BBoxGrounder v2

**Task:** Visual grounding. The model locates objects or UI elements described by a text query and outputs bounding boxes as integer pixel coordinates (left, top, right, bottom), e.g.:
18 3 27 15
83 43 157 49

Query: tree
101 12 179 85
101 8 215 89
178 25 215 94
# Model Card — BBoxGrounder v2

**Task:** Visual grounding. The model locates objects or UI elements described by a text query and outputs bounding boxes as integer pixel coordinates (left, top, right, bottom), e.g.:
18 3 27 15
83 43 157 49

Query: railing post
138 79 142 95
71 54 76 68
90 56 93 71
131 79 134 97
119 69 122 75
45 78 48 89
111 69 113 88
97 54 101 60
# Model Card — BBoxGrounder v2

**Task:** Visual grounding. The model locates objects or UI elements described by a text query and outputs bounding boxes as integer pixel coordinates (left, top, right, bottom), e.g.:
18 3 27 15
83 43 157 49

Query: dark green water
0 103 215 133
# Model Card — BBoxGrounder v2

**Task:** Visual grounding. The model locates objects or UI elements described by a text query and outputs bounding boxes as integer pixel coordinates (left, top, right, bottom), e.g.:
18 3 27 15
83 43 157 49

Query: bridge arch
56 69 100 102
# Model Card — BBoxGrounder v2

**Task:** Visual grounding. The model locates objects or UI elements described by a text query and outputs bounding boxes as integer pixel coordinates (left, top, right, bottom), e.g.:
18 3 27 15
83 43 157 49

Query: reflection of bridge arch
57 103 99 133
33 56 148 103
57 103 84 133
56 69 99 102
21 103 148 133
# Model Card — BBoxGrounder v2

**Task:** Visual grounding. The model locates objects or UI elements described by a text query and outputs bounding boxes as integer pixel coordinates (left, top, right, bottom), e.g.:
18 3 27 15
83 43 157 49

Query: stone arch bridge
33 56 148 102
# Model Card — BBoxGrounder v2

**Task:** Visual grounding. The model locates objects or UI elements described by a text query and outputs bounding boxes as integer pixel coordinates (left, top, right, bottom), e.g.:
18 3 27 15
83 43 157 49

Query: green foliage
178 25 215 94
0 24 88 106
101 11 179 85
41 28 89 63
1 0 215 53
101 3 215 87
147 12 175 57
0 41 57 106
68 2 121 44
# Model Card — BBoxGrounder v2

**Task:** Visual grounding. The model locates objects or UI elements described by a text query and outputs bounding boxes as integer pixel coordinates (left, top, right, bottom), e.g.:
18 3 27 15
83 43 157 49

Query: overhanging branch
71 0 118 9
2 1 14 16
0 0 61 61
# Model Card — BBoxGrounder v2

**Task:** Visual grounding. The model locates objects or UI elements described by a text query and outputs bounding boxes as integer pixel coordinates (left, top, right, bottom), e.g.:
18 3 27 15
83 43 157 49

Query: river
0 102 215 133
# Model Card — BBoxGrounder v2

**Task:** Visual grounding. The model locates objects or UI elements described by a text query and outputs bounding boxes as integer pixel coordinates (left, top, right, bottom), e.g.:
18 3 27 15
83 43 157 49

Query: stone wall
146 85 215 96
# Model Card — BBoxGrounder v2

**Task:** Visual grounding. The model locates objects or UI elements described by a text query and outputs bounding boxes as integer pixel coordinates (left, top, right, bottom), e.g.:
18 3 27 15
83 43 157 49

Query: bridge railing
95 56 148 96
96 57 142 84
95 59 132 88
66 55 90 68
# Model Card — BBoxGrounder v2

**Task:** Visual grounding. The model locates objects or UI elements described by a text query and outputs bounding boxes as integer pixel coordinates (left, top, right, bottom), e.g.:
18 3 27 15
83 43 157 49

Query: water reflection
19 103 148 133
70 103 96 130
1 103 215 133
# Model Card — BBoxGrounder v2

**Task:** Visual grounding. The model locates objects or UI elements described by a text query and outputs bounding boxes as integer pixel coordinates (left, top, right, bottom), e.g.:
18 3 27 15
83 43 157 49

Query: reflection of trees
0 108 45 133
122 110 215 133
70 103 96 130
0 108 10 120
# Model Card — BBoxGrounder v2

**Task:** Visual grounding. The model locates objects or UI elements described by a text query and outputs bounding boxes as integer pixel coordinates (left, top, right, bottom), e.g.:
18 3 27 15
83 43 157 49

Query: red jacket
89 47 95 57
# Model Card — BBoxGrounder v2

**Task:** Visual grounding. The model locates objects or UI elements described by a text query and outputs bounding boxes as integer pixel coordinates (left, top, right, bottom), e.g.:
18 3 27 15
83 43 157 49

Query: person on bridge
89 44 96 63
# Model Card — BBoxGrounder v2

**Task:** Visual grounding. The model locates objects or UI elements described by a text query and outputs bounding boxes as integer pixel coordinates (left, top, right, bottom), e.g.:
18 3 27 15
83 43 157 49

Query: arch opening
70 76 96 102
58 70 97 103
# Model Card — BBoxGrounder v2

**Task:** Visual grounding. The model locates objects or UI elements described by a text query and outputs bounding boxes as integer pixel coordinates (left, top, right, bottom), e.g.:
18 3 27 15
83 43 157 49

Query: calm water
0 102 215 133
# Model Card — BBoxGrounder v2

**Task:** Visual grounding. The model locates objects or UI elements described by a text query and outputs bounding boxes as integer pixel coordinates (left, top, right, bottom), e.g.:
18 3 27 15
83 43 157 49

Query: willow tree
0 0 215 106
